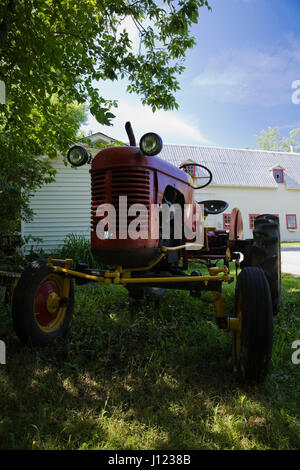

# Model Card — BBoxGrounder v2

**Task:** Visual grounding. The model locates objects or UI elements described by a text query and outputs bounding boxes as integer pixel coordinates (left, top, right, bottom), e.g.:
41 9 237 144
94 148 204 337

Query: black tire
12 259 74 346
252 214 281 315
233 267 273 384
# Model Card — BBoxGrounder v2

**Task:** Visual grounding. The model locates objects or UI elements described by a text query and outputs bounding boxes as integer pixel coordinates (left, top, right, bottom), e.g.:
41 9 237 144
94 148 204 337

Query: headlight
67 145 90 167
139 132 163 156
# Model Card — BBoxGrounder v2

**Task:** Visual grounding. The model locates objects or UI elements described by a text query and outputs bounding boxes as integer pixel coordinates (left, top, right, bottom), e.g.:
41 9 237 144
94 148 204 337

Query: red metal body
90 146 195 267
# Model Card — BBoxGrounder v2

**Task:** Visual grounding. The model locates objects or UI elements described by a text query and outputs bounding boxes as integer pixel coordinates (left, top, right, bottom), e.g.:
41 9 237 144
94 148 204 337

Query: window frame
286 214 297 230
184 164 196 176
272 168 284 183
249 214 260 230
223 213 231 229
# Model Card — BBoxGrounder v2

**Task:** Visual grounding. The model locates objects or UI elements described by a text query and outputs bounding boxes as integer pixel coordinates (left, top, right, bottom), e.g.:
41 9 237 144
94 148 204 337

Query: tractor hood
92 145 191 185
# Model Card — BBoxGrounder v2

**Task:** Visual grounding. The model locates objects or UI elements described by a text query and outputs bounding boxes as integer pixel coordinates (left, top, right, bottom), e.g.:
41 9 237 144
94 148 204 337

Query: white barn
22 136 300 252
160 144 300 241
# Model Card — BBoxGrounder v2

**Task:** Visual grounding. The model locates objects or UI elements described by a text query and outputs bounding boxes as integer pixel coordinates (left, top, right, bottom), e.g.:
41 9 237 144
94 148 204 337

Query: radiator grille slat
91 168 151 233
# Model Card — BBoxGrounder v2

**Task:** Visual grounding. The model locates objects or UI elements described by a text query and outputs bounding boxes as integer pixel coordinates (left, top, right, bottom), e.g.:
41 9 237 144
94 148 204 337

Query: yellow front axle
46 257 232 286
46 251 240 334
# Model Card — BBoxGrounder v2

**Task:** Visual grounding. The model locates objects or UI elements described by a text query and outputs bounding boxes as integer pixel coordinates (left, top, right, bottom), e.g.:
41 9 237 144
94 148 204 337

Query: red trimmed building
160 145 300 241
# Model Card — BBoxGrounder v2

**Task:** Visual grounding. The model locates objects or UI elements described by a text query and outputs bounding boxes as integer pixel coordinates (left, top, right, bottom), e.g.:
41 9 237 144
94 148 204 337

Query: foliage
0 0 210 233
54 233 102 269
255 126 300 152
0 232 105 272
0 265 299 450
0 100 87 234
0 0 210 119
0 235 46 272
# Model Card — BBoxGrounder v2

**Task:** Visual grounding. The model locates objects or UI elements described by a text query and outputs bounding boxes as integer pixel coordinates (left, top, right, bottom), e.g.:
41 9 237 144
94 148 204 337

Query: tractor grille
91 168 151 235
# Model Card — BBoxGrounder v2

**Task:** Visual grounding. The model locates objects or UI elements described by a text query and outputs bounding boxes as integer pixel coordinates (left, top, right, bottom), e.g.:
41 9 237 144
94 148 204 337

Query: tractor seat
198 200 229 216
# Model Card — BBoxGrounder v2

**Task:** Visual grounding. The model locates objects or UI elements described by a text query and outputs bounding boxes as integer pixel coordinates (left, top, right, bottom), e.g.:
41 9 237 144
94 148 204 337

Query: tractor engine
66 123 214 268
69 124 205 268
90 145 195 267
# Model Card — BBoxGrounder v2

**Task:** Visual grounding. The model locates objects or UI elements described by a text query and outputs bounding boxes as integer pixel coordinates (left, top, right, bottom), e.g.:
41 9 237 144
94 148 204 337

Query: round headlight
139 132 163 156
67 145 90 167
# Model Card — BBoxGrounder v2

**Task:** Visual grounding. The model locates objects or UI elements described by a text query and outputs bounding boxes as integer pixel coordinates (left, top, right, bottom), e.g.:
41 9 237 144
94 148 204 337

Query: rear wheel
232 267 273 383
252 214 281 315
12 259 74 346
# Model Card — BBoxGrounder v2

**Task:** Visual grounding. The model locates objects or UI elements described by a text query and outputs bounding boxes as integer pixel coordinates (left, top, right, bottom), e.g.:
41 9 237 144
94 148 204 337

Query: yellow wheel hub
34 273 70 333
46 292 60 314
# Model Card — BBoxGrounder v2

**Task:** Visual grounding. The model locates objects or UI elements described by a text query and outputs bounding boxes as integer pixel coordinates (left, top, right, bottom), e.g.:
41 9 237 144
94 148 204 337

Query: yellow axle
46 252 240 334
47 257 232 286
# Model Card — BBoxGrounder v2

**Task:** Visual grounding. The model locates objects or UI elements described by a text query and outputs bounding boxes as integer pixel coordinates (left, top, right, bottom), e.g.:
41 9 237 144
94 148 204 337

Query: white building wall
21 156 91 253
197 184 300 241
22 158 300 251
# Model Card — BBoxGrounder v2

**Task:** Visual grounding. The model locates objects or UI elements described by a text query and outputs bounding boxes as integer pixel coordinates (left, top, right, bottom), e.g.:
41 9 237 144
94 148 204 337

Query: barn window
286 214 297 230
223 213 231 229
273 168 284 183
183 165 196 176
249 214 260 229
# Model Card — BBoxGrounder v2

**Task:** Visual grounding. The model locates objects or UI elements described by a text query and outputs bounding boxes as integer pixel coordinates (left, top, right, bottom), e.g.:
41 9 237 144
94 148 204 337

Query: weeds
53 233 102 268
0 269 299 450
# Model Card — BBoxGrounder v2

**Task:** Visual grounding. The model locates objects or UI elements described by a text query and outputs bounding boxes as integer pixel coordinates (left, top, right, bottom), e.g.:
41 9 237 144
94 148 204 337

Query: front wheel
232 267 273 383
12 259 74 346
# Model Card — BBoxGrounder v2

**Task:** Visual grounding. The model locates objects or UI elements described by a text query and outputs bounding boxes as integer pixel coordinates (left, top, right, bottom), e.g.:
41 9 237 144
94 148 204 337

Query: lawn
0 265 299 450
281 242 300 246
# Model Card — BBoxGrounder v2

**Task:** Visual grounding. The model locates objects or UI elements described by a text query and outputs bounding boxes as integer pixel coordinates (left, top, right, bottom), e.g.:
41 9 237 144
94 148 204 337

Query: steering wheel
179 163 213 190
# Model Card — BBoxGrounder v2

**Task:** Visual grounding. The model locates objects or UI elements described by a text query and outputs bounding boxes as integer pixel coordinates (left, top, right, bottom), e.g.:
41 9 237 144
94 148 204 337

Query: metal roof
159 144 300 189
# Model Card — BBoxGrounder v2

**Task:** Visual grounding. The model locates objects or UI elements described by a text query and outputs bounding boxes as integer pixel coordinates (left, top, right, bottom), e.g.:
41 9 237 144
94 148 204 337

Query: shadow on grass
0 281 299 450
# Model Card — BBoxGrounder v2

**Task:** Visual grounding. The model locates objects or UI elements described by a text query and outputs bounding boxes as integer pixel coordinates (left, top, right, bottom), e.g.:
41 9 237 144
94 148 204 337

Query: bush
0 234 46 272
55 233 101 268
0 233 104 274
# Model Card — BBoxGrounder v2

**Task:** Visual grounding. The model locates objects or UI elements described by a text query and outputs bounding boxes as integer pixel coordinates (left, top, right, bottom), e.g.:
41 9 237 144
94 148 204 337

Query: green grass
281 242 300 246
0 266 299 450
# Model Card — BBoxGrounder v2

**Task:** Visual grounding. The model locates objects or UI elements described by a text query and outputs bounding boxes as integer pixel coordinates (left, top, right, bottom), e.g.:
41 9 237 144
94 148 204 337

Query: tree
255 127 300 152
0 99 86 233
0 0 210 119
0 0 210 233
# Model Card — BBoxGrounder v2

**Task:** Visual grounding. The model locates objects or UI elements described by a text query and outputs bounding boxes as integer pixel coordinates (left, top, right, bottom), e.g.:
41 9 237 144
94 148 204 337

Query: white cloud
81 99 211 145
192 40 300 106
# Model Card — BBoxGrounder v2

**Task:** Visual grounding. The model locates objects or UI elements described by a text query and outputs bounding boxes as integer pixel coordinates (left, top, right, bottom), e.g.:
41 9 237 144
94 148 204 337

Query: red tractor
12 123 281 383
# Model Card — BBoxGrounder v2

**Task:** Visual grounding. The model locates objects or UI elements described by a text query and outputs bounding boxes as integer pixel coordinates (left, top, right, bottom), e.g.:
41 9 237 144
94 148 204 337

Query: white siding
22 156 91 253
198 184 300 241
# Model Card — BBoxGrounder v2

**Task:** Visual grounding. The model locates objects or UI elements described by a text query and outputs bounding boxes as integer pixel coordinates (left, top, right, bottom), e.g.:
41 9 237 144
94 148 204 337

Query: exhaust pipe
125 121 136 147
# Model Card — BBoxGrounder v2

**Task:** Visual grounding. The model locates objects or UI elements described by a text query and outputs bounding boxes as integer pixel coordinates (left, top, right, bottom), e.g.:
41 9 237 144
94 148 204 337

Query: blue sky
81 0 300 148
